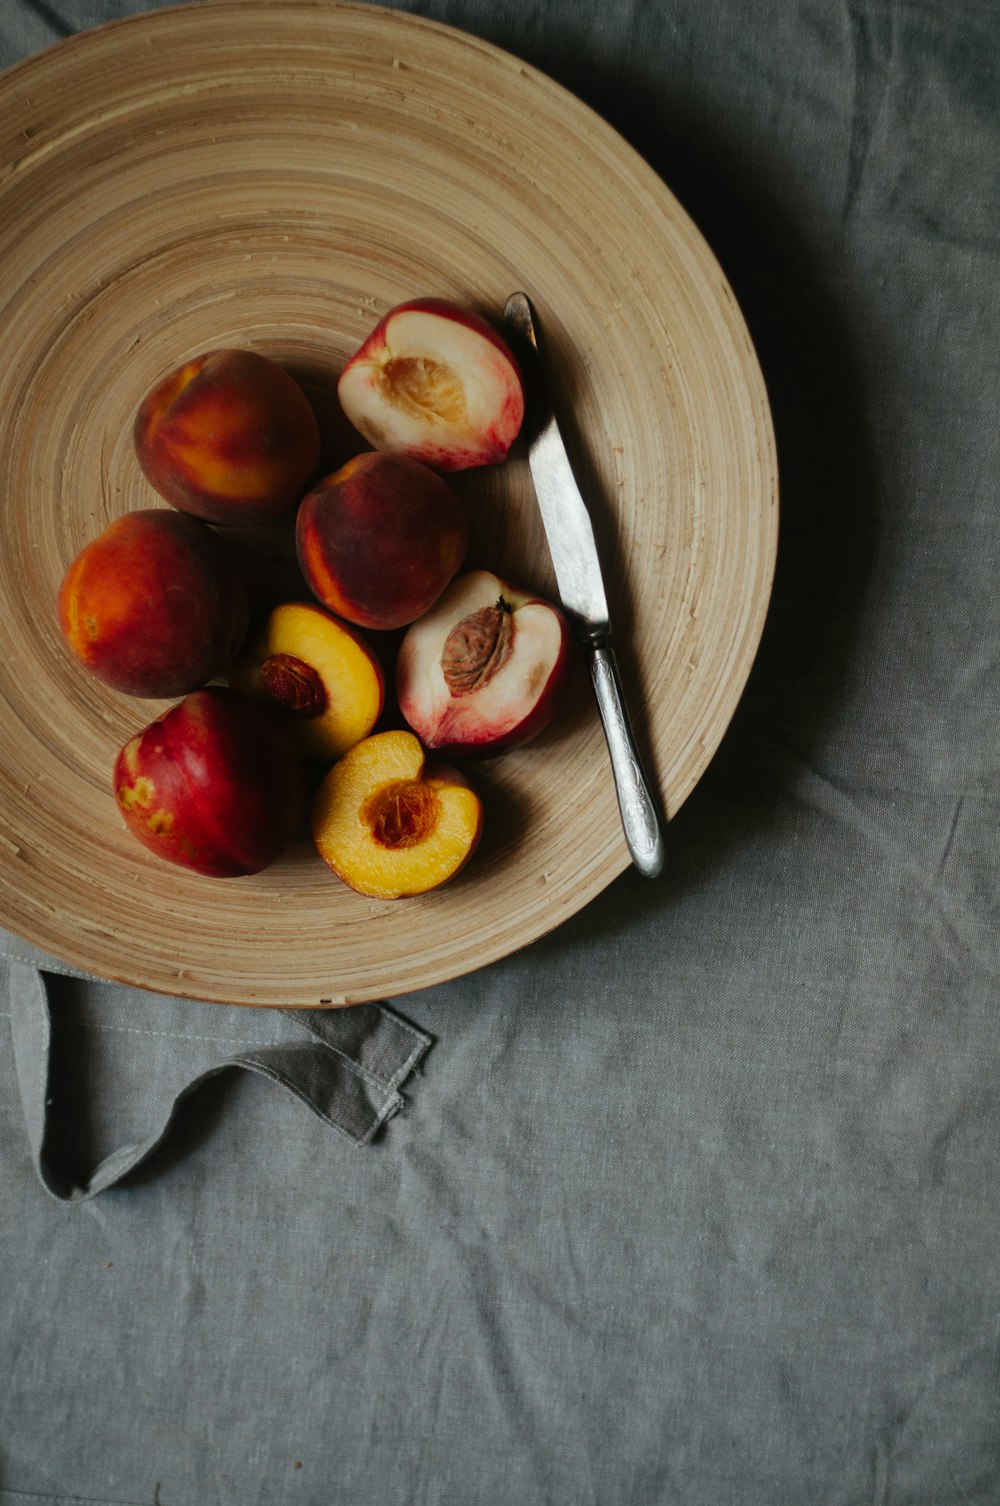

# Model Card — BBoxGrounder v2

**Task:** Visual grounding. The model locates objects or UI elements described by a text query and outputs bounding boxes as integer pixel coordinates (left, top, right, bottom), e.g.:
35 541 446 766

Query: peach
134 348 321 526
113 687 307 877
295 451 468 631
310 729 483 899
337 298 525 472
396 569 573 758
228 600 385 762
57 509 249 698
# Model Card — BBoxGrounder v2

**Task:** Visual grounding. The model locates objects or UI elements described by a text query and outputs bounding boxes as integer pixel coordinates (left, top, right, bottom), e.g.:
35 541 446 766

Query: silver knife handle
588 644 666 878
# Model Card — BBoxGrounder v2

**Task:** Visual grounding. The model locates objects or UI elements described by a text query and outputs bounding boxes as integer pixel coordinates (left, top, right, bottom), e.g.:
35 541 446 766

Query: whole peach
295 451 468 631
113 687 307 877
57 509 249 698
134 348 321 526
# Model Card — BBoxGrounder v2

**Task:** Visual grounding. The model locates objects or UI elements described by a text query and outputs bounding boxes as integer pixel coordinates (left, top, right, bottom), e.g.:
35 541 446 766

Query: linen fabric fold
1 934 432 1201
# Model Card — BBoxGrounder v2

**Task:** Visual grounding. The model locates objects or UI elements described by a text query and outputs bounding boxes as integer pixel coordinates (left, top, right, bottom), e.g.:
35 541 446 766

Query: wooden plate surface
0 1 777 1006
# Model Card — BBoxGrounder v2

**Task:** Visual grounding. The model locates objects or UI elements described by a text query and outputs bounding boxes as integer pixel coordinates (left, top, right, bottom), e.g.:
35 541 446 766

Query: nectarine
396 570 573 757
134 348 321 526
295 452 468 631
58 509 249 698
229 601 384 761
113 687 307 877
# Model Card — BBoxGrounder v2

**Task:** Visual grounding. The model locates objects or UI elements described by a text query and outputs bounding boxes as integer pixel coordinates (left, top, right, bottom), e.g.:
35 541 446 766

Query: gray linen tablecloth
2 1 998 1502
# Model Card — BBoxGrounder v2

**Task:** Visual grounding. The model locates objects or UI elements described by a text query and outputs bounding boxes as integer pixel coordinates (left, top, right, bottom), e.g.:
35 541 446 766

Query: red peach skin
134 348 321 526
113 687 307 877
295 451 468 631
58 509 249 698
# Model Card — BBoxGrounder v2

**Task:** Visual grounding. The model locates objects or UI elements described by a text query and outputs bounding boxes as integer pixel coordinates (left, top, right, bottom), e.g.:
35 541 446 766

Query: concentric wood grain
0 1 777 1006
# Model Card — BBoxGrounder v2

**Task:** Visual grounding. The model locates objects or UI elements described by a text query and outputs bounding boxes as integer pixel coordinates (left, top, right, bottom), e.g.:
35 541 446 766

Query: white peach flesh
337 301 524 472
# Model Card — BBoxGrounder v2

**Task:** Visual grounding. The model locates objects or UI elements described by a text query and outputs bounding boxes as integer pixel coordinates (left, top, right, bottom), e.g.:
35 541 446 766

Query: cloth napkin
1 930 432 1202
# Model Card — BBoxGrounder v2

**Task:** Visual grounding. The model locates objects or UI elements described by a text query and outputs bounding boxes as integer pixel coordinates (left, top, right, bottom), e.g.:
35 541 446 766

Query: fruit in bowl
134 348 321 526
310 729 483 899
395 569 573 758
57 509 249 698
295 451 468 631
228 600 384 761
337 298 524 472
113 687 307 878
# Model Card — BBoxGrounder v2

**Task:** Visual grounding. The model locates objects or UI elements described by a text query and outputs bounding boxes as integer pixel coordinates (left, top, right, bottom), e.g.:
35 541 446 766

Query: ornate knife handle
588 643 666 878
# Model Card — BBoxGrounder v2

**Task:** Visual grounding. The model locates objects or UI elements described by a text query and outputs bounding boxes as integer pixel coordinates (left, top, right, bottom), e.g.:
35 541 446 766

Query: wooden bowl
0 1 777 1006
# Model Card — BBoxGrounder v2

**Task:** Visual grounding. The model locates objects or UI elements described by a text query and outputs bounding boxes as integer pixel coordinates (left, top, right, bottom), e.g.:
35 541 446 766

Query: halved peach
310 729 483 899
337 298 525 472
228 601 384 761
396 569 574 757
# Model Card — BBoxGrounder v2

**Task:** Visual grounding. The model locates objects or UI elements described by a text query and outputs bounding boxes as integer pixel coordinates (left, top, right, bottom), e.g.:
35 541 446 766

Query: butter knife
503 292 666 878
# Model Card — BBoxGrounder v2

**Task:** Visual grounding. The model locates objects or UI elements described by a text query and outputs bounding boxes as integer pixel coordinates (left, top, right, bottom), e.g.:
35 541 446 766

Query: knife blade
503 292 666 878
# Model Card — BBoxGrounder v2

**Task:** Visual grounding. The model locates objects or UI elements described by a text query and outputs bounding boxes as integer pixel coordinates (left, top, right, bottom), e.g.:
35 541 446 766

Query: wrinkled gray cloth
2 1 999 1504
4 944 433 1198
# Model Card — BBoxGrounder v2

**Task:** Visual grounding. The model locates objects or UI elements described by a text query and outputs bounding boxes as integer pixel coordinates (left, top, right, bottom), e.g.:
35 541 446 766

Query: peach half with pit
310 729 483 900
57 509 249 698
337 297 525 472
113 687 307 878
395 569 574 758
228 601 384 762
295 451 468 631
134 348 321 526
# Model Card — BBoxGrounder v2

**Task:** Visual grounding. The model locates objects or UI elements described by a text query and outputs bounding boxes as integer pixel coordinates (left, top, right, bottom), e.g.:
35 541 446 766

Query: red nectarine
113 687 307 877
396 569 573 757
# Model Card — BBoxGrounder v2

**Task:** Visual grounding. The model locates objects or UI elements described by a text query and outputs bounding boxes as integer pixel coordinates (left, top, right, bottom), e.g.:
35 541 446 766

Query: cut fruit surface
311 729 482 899
337 298 524 473
229 601 384 761
396 569 573 757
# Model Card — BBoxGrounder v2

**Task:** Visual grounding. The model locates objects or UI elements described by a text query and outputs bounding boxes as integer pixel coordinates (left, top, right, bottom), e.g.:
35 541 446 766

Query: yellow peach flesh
311 730 481 899
229 602 382 761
